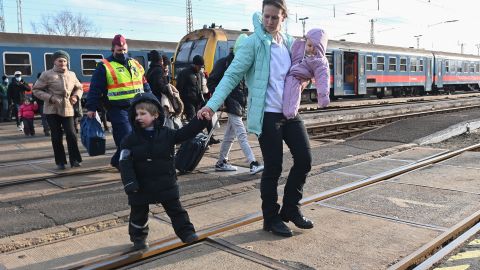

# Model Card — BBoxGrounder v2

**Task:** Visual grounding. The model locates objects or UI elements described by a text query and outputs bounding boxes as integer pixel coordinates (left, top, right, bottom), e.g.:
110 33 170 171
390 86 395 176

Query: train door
343 51 357 95
333 50 343 96
435 58 444 89
358 54 366 95
425 57 432 91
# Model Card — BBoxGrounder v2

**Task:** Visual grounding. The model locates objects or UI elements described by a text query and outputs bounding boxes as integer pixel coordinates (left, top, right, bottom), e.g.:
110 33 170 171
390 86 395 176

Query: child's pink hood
306 28 328 57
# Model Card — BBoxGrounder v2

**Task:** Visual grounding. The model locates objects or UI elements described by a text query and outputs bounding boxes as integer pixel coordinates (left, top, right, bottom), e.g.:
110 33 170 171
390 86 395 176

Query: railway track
67 143 480 270
3 102 480 190
306 103 480 140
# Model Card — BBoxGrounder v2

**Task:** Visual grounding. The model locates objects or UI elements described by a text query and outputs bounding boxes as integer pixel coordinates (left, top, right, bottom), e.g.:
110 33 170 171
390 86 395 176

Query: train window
189 39 207 62
81 54 103 76
134 56 145 67
450 61 456 73
176 41 193 62
457 61 462 72
469 63 475 73
44 53 70 71
326 53 333 70
45 53 54 70
376 56 385 71
418 59 424 72
366 56 373 71
214 41 229 64
3 52 32 76
463 62 469 73
411 58 417 72
388 57 397 71
476 63 480 73
445 60 449 72
336 54 342 75
400 58 407 72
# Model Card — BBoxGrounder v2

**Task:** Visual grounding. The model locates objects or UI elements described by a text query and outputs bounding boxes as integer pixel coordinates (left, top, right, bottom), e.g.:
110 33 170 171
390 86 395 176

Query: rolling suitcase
175 114 219 174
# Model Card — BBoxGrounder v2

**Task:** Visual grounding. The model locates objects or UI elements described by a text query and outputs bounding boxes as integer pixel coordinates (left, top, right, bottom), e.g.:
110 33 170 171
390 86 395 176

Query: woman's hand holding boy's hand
197 106 214 120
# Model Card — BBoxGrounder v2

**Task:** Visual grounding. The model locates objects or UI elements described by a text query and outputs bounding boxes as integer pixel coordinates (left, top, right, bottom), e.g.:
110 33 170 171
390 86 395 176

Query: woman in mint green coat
197 0 313 237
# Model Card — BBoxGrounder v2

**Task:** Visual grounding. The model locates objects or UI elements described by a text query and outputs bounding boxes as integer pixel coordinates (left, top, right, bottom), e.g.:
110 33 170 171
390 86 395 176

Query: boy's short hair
135 101 160 116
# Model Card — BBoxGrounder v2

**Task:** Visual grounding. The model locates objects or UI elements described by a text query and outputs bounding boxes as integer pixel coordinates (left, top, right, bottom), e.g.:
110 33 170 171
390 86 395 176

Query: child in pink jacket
18 97 38 136
283 28 330 119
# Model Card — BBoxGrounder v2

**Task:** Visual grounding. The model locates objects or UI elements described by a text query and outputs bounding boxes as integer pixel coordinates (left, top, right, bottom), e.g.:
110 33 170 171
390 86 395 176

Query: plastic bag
80 113 106 156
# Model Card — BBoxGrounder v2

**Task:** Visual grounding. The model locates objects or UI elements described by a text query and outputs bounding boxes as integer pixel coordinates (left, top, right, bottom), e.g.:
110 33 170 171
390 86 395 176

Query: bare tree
31 10 99 37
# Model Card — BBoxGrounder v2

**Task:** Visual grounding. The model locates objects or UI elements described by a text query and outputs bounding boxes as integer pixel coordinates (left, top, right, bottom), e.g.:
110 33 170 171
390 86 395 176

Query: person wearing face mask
85 34 151 170
7 71 31 130
176 55 220 145
0 75 8 122
33 50 83 170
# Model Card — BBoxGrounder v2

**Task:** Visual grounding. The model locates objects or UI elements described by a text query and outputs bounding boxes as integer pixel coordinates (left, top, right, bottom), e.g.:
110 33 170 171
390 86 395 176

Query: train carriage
327 40 435 98
433 52 480 92
171 26 480 101
0 32 177 92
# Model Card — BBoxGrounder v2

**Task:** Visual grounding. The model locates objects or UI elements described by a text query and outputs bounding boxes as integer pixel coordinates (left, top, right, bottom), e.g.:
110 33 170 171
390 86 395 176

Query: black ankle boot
263 219 293 237
280 211 314 229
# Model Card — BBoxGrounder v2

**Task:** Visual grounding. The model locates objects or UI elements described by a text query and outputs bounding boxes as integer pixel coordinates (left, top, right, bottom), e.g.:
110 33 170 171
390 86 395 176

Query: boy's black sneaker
56 163 65 170
182 233 199 244
132 239 149 250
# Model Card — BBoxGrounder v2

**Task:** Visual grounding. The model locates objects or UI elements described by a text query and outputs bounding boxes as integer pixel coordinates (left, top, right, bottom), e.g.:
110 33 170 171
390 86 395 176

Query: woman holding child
198 0 329 237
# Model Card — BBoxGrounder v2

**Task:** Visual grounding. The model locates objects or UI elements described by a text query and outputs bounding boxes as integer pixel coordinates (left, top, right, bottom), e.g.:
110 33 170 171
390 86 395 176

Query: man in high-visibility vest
86 34 151 170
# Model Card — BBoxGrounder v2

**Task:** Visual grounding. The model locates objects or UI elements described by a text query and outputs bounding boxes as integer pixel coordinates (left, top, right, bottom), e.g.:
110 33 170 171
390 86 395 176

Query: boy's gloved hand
124 181 139 195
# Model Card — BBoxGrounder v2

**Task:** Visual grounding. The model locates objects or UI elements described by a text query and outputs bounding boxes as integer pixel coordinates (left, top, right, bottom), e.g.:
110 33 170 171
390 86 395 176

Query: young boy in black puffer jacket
119 92 208 250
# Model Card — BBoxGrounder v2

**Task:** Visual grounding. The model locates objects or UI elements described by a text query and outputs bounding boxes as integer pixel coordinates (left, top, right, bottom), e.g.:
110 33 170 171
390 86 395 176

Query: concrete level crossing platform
1 146 479 269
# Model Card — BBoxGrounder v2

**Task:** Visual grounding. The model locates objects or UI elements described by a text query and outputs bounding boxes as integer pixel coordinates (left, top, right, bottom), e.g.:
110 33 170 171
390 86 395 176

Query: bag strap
204 111 222 144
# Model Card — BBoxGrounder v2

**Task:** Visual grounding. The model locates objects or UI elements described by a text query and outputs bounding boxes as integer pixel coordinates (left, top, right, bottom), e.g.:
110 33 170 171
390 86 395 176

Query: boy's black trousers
129 199 195 242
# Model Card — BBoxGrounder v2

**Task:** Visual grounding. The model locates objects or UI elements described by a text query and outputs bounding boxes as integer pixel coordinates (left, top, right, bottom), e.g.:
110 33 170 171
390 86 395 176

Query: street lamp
427 19 459 27
299 17 309 37
414 34 423 49
335 32 356 38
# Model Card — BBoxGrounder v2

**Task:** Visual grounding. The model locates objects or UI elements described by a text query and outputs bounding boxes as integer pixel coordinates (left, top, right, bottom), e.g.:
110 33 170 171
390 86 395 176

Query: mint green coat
206 12 294 135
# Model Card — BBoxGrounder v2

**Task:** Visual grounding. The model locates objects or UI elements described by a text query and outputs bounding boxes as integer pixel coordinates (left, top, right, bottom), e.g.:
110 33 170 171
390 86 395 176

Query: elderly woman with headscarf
33 50 83 170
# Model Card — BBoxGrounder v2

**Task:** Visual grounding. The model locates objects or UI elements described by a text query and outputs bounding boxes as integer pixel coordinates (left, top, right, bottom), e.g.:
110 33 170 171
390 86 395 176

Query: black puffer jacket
119 92 207 205
146 64 171 100
176 66 204 105
7 79 30 105
207 52 247 116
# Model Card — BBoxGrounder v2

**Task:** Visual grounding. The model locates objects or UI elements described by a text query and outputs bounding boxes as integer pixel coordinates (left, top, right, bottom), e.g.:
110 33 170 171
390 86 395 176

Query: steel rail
412 222 480 270
389 211 480 270
70 143 480 270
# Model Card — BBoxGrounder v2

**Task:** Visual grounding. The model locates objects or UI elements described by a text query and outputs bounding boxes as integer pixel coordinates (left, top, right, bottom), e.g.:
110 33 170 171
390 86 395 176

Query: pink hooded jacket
283 28 330 119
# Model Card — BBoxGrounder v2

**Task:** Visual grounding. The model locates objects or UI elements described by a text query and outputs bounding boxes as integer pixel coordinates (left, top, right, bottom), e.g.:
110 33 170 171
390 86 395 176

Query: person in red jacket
18 97 38 136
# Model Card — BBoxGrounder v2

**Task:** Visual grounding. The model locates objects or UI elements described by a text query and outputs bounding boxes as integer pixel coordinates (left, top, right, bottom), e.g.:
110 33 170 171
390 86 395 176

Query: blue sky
2 0 476 54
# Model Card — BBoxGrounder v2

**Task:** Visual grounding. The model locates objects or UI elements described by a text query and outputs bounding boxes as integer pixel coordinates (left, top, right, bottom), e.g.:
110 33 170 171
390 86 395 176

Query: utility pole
16 0 23 33
0 0 5 32
299 17 308 37
414 35 423 49
186 0 193 34
458 41 465 54
369 19 375 44
476 43 480 56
